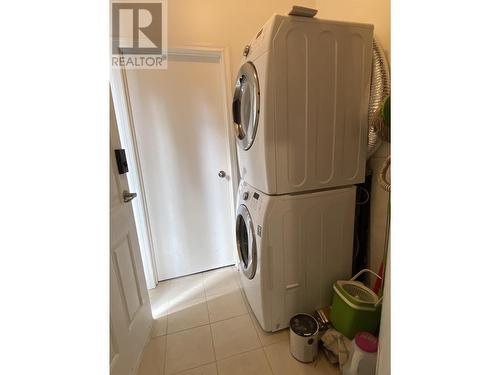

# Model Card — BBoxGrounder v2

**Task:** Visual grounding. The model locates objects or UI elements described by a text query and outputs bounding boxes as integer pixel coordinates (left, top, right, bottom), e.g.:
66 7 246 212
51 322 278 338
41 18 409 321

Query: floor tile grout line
262 345 276 375
203 266 240 298
245 306 265 349
240 288 291 348
209 311 248 325
153 268 287 375
160 321 210 337
162 333 168 375
204 274 219 374
205 284 245 302
166 344 334 375
251 316 265 347
249 317 290 348
161 334 285 375
155 266 280 375
208 319 219 374
151 277 170 375
214 343 264 363
208 289 262 363
167 360 217 375
210 312 265 364
236 277 288 356
157 307 252 338
156 282 286 340
164 325 215 375
204 282 242 297
204 280 241 299
158 317 288 347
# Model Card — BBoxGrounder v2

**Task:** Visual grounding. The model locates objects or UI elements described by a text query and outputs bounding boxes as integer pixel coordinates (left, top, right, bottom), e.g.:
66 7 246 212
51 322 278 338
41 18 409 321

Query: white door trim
110 69 159 289
110 91 153 375
219 47 240 265
110 46 239 284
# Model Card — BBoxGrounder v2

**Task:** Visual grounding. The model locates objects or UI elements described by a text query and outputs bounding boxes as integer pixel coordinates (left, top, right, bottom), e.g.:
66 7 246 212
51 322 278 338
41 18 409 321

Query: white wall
167 0 316 80
367 143 391 288
376 235 390 375
166 0 390 81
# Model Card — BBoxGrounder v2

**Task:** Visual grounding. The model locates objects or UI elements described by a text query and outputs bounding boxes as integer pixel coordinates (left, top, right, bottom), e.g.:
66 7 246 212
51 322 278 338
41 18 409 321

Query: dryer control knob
243 192 249 200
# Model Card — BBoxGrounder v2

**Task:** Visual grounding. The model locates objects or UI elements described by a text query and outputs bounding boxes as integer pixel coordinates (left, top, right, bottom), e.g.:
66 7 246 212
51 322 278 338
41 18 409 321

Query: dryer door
235 204 257 279
232 62 260 150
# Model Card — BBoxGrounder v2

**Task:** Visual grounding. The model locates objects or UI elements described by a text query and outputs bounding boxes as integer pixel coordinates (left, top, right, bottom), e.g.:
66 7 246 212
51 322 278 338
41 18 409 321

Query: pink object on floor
354 332 378 353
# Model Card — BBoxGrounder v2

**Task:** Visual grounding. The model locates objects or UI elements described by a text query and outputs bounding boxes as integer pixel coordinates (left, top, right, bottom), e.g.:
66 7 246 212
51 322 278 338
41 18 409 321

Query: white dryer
232 14 374 195
235 180 356 332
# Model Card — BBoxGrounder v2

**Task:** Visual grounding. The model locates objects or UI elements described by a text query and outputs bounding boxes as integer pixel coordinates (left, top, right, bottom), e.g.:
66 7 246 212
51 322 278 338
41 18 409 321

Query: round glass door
232 62 260 150
235 204 257 279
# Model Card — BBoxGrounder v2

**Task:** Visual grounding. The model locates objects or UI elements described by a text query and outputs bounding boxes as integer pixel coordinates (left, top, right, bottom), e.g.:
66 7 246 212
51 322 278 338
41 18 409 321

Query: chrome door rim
232 62 260 151
235 204 257 279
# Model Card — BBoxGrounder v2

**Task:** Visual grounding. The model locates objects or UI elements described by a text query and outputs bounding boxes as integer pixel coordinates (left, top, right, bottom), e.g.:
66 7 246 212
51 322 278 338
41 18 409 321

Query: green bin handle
350 269 384 306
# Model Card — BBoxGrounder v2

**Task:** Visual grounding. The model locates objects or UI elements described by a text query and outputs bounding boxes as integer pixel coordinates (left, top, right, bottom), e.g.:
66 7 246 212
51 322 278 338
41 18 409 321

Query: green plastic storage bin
330 269 383 339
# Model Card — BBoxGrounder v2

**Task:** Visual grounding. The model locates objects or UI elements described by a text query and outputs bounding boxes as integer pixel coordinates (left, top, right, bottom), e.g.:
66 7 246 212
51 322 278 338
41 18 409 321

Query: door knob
218 170 226 178
123 190 137 203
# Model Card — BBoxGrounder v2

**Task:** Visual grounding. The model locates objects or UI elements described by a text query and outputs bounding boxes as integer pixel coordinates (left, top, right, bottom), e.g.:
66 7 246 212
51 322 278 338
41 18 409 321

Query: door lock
218 171 226 178
123 191 137 203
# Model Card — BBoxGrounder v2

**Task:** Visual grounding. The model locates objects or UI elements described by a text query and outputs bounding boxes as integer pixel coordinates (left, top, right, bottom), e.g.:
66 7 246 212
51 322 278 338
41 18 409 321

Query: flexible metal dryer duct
367 39 391 159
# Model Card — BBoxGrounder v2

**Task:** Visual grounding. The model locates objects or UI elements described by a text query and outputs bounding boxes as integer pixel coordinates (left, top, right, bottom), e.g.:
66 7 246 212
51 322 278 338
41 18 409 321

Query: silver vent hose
367 38 391 159
378 155 391 192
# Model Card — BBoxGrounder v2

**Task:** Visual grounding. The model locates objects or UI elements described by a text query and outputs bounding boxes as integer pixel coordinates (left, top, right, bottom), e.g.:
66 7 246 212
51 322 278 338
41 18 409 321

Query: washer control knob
243 192 249 200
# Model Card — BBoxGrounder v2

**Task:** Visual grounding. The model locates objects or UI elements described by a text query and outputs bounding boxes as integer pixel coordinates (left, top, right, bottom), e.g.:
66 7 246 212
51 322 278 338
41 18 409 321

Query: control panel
238 181 263 212
242 17 272 60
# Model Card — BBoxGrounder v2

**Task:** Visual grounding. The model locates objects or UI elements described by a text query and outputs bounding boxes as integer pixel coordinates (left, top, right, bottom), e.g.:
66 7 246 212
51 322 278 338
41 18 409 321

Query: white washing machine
235 180 356 332
232 14 374 195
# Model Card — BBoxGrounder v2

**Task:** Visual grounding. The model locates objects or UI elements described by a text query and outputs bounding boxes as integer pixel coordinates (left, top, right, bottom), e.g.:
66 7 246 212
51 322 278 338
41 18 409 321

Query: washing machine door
232 62 260 150
235 204 257 279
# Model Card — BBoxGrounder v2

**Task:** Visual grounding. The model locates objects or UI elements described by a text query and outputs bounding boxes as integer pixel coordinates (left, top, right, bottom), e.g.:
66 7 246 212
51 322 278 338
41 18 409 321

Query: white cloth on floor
321 328 350 366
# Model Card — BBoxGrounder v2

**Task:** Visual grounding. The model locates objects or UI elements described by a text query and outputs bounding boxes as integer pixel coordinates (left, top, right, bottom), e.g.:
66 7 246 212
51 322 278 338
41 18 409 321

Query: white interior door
125 49 236 281
110 96 152 375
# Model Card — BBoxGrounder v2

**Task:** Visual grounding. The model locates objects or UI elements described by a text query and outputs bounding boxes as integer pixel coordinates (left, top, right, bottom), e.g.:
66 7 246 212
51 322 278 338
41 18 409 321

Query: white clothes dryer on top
232 14 374 195
235 180 356 332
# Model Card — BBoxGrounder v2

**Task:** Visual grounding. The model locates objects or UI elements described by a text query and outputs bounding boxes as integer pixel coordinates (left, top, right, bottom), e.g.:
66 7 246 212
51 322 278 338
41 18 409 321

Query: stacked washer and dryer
233 14 374 332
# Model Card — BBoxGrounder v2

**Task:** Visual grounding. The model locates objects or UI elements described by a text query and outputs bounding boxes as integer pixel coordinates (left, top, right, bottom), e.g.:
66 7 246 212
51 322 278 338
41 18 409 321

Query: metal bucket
289 313 319 363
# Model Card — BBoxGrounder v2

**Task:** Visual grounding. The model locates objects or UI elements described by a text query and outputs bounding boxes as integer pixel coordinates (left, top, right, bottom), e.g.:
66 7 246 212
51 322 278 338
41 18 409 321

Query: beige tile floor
138 266 340 375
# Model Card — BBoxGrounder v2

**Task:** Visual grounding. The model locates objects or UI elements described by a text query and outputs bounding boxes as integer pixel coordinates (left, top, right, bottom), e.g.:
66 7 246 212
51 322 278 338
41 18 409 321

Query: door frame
110 46 239 287
110 89 153 375
110 68 159 290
